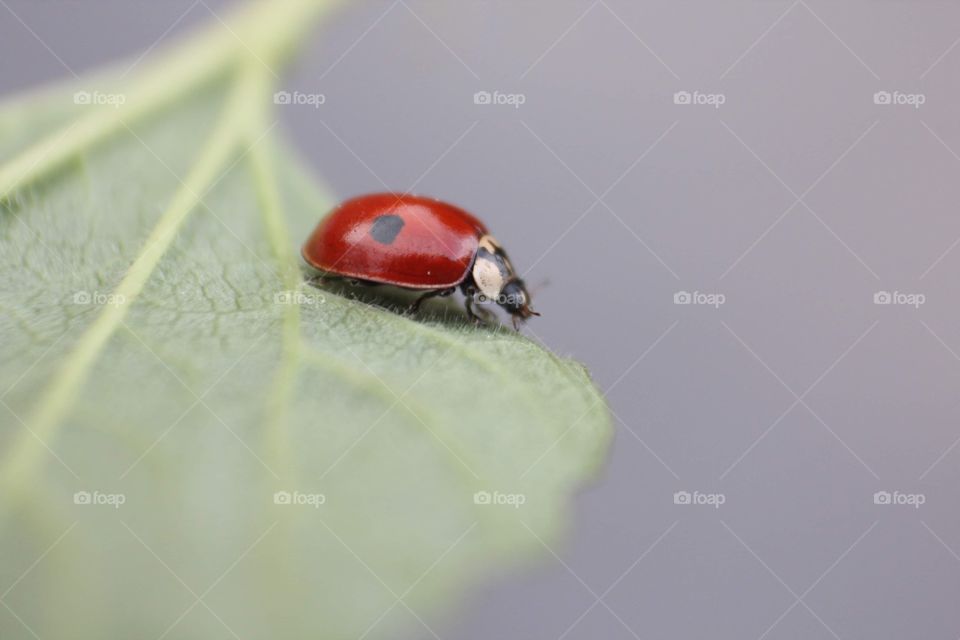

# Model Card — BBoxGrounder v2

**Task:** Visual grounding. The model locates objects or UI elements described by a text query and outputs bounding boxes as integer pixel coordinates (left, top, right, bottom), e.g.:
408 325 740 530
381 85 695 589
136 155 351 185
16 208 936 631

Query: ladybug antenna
512 304 541 331
524 279 543 319
529 277 550 297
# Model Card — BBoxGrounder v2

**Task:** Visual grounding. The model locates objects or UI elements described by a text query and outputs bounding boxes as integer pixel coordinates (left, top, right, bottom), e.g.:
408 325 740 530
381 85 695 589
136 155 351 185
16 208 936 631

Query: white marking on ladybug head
478 234 516 274
472 253 504 301
479 235 501 253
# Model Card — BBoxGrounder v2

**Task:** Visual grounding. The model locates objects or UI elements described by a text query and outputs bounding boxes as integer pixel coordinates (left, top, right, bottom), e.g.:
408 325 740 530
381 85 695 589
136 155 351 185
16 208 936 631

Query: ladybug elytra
302 193 538 328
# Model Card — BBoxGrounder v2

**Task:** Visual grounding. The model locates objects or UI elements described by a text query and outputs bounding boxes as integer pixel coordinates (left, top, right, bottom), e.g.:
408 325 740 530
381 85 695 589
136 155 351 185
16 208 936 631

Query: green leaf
0 2 612 638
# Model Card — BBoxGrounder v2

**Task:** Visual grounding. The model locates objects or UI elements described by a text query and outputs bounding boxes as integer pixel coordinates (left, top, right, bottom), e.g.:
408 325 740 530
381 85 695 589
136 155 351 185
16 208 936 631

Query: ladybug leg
305 273 332 288
350 279 383 287
409 287 454 314
464 291 496 325
464 294 482 324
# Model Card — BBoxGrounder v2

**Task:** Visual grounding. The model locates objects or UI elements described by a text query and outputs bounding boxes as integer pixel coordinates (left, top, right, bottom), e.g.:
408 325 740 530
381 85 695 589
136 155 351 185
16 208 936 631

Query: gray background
4 0 960 638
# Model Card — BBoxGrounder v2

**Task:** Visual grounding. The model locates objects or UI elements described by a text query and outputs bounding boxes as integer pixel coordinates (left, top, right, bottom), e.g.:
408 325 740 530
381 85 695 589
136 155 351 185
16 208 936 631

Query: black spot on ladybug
369 214 405 245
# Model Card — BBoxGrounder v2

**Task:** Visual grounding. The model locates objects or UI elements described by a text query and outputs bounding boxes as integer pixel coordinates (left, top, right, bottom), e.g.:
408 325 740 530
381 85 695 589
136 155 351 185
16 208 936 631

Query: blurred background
3 0 960 637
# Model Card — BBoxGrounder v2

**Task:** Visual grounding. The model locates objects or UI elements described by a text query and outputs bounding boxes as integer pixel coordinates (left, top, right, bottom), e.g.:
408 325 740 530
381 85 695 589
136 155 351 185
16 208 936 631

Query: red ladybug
302 193 538 328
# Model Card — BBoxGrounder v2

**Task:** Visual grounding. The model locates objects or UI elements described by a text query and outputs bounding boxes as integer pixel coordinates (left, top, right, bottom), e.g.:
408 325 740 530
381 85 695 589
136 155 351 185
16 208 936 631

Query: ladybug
302 193 539 328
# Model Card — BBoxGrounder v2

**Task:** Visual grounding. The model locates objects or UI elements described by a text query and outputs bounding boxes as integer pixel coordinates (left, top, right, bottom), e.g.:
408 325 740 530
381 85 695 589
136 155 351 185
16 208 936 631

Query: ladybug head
500 279 540 327
470 235 540 328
